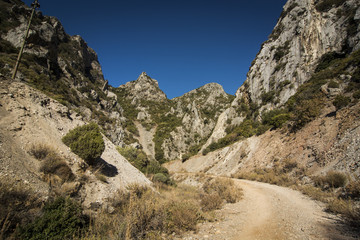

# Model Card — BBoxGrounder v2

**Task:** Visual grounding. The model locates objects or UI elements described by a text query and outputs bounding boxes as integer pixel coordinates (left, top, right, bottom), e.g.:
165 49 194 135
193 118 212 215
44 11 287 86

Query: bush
153 173 171 185
328 80 340 88
0 177 41 239
326 199 360 227
262 109 291 129
333 95 351 110
62 123 105 165
200 193 223 211
282 159 298 173
291 98 322 130
273 41 290 62
28 143 54 160
202 178 242 204
314 171 347 189
166 201 200 233
315 0 346 12
117 146 149 173
315 52 345 72
344 179 360 199
18 197 88 240
261 91 276 104
353 90 360 99
40 153 74 182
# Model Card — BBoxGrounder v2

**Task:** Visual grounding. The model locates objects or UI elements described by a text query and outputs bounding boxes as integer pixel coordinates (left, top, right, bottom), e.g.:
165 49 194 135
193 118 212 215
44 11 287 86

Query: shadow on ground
94 158 118 177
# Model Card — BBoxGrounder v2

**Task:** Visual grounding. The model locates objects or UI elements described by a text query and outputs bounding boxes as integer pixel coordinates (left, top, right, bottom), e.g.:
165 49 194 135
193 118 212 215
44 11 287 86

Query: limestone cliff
163 83 234 160
206 0 360 145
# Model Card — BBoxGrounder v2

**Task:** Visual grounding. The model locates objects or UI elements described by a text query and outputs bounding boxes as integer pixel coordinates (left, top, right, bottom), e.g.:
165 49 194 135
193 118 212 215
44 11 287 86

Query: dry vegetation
0 170 242 239
81 178 242 239
28 143 75 183
0 177 43 239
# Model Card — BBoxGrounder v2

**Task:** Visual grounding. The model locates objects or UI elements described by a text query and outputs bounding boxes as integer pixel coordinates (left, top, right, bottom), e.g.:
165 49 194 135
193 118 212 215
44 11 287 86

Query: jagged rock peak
138 72 154 81
176 82 228 100
119 72 167 102
197 82 226 94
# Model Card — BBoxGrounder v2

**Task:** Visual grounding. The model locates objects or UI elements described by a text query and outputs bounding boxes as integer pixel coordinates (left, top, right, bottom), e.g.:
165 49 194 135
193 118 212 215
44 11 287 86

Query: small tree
62 123 105 165
333 95 350 110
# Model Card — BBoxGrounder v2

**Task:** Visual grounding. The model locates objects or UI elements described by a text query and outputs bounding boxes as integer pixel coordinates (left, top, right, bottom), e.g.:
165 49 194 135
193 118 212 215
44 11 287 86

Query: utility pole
11 0 40 80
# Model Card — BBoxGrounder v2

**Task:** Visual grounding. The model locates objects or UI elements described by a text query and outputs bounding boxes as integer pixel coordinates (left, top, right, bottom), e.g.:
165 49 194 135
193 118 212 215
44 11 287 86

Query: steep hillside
205 0 360 146
0 76 151 205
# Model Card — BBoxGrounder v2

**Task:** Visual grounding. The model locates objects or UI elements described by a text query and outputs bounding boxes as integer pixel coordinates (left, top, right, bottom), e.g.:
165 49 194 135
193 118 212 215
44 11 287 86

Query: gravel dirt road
178 179 358 240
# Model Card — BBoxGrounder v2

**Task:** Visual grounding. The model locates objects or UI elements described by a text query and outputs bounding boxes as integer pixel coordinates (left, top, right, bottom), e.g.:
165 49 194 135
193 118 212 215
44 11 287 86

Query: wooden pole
11 0 40 80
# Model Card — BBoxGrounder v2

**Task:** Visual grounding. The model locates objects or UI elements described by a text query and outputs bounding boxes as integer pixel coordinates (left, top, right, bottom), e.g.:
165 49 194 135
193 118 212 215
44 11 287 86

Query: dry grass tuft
344 178 360 199
28 143 55 160
82 182 228 239
296 185 335 202
200 193 223 211
203 178 243 204
40 153 74 182
327 198 360 227
235 168 294 187
313 171 347 189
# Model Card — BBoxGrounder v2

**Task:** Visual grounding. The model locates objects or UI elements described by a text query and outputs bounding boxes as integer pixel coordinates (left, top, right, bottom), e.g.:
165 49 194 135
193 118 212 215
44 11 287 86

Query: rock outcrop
118 72 167 104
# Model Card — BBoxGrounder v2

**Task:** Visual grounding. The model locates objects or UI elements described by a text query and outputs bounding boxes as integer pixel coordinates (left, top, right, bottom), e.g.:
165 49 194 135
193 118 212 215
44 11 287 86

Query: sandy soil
177 178 358 240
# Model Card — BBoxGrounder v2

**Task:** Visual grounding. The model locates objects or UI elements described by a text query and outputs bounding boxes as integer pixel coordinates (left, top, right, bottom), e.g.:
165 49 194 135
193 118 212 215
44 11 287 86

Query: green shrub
353 90 360 99
333 95 351 110
315 52 345 72
262 109 291 129
273 41 290 61
117 146 149 173
181 153 191 162
0 39 17 54
146 160 169 175
328 80 340 88
62 123 105 165
18 197 88 240
315 0 346 12
152 173 171 185
0 177 41 239
261 91 276 104
291 98 322 130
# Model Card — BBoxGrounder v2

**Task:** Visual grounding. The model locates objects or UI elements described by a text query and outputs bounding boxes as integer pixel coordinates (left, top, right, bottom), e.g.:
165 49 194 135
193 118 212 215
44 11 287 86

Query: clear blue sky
23 0 287 99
